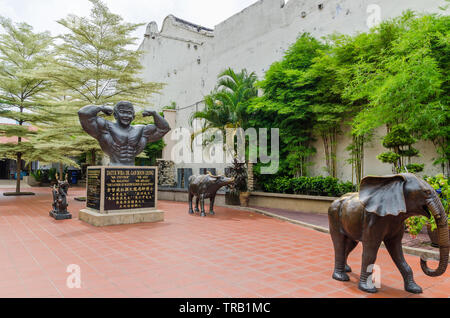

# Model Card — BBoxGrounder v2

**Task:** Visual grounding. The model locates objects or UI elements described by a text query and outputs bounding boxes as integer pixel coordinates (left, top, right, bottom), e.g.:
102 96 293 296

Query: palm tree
191 68 257 132
191 68 258 193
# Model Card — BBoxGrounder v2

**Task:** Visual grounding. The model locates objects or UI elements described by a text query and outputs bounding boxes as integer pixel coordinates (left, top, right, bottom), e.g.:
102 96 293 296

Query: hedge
261 176 356 197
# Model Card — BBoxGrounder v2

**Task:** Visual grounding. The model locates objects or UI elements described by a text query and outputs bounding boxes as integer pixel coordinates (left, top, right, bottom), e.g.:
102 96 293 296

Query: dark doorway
0 159 10 179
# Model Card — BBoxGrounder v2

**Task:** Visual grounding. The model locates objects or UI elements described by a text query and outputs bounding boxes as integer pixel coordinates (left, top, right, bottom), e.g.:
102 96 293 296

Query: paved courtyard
0 186 448 298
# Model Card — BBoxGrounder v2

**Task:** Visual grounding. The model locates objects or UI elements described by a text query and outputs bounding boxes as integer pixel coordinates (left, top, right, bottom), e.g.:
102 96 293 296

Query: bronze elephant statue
328 173 448 293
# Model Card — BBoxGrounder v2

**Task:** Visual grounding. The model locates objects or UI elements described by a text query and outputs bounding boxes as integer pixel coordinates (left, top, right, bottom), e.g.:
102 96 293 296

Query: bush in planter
405 174 449 238
30 170 44 184
405 163 424 173
261 176 356 197
227 159 250 206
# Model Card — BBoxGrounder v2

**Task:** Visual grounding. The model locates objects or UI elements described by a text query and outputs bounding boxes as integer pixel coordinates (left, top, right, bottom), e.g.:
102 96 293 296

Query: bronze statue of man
78 101 170 166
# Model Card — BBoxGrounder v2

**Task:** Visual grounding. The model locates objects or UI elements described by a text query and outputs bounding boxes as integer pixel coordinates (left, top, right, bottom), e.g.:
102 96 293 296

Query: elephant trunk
420 196 449 277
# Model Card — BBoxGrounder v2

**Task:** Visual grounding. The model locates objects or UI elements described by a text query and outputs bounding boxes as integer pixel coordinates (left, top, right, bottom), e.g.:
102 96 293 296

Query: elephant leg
330 228 350 281
188 193 194 214
344 238 358 273
200 195 206 217
384 233 422 294
359 240 382 293
209 196 215 215
195 197 200 213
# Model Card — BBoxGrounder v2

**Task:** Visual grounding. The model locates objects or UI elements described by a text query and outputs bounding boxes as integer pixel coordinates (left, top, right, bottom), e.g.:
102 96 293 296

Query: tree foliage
0 16 55 192
191 68 257 130
191 67 258 162
39 0 162 166
249 34 323 177
346 12 449 175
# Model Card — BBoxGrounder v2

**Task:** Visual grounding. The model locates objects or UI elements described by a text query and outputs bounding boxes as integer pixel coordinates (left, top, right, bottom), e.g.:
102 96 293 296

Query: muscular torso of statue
78 103 170 166
99 121 148 166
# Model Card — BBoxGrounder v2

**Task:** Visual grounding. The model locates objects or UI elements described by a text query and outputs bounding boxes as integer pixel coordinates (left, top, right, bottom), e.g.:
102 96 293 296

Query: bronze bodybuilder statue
78 101 170 166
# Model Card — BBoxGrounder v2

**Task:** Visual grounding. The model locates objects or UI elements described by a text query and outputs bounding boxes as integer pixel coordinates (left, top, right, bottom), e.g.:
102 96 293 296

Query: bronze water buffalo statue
188 172 234 216
329 173 448 293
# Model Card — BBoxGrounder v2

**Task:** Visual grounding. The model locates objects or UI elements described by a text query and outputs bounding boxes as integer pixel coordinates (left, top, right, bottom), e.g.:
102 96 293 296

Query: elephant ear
359 174 407 216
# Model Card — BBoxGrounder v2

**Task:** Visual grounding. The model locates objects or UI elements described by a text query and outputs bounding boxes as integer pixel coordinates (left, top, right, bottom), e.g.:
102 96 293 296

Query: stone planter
225 191 240 206
239 192 250 207
248 192 337 214
24 175 41 187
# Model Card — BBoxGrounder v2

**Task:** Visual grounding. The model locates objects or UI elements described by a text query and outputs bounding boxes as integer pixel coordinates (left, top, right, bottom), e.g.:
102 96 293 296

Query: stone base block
49 211 72 220
79 208 164 227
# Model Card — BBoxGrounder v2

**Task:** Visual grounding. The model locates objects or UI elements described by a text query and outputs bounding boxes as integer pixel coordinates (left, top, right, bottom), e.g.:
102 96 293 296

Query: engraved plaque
104 167 156 211
87 168 101 210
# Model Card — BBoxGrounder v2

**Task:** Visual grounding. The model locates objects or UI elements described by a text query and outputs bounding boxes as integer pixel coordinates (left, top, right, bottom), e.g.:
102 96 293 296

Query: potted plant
228 158 250 207
405 174 450 246
30 169 44 186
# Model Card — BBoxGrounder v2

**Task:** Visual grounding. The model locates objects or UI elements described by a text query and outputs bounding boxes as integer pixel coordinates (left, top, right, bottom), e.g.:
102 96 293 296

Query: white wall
138 0 449 180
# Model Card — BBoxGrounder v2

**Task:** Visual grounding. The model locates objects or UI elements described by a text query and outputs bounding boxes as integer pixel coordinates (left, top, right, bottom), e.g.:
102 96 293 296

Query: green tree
143 139 165 166
348 12 449 176
191 68 258 159
377 125 421 173
249 34 324 177
0 17 54 193
299 45 350 178
41 0 162 166
192 68 257 130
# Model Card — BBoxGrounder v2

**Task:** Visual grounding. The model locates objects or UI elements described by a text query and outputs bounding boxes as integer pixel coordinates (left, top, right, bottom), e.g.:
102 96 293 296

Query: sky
0 0 259 48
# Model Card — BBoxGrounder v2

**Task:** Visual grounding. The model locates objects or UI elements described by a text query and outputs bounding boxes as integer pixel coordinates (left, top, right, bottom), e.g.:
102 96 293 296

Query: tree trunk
16 152 22 193
323 129 338 178
247 162 254 191
351 135 364 187
322 133 330 176
330 128 337 178
59 163 64 181
90 149 96 166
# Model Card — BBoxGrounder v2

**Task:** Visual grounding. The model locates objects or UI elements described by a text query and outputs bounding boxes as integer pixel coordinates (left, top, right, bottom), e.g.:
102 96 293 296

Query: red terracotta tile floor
0 186 448 298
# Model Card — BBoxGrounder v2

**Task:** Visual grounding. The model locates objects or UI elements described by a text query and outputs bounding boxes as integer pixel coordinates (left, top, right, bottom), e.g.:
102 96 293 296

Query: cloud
0 0 258 47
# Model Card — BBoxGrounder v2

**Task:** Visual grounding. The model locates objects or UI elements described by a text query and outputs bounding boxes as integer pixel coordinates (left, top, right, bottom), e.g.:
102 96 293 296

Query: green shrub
377 151 401 164
261 176 356 197
406 174 449 237
405 163 424 173
30 170 43 182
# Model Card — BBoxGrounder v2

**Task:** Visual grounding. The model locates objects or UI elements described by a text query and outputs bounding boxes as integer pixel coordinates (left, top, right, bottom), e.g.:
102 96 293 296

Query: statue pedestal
50 210 72 220
79 166 164 227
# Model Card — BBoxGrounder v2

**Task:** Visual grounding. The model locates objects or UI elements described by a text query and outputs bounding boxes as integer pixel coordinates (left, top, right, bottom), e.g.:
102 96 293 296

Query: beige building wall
309 126 444 182
138 0 449 181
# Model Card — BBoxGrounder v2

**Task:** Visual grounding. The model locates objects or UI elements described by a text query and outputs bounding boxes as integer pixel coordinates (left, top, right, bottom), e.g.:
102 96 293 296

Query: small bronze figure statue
78 101 170 166
50 175 72 220
329 173 448 294
188 172 234 216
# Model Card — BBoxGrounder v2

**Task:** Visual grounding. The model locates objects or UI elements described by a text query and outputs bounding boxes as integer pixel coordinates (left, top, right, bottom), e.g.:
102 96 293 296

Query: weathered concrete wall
139 0 448 181
158 189 335 214
249 191 336 214
309 126 443 182
158 189 226 207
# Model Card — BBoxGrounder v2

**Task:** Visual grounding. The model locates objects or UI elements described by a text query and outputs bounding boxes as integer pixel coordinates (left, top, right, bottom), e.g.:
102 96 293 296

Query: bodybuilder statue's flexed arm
78 101 170 166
